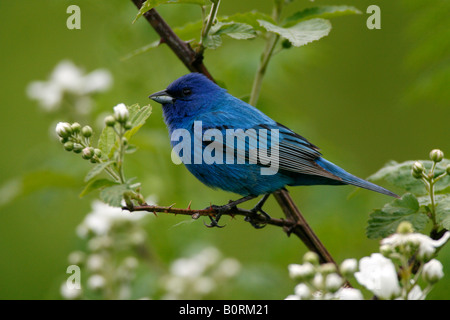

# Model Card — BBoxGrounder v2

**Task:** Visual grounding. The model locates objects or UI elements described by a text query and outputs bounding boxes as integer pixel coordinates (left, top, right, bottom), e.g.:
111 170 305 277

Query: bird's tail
316 158 399 198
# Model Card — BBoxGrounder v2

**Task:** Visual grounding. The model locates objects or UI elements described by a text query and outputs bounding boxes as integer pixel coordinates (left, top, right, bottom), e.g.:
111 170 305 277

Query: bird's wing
198 109 342 181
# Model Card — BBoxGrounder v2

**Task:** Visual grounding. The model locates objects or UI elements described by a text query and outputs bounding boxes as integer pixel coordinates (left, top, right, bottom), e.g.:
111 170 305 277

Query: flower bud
412 161 425 179
325 273 343 293
288 263 315 281
319 262 337 275
422 259 444 284
446 164 450 176
81 125 93 138
104 115 116 127
94 148 102 158
124 121 133 131
55 122 73 138
303 251 319 265
429 149 444 163
71 122 81 134
412 161 424 174
73 143 83 154
81 147 95 160
396 221 413 234
63 141 74 151
340 259 358 277
113 103 129 123
294 283 311 300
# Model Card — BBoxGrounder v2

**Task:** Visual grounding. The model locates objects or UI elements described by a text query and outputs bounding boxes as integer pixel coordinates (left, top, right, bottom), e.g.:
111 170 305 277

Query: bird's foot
203 203 236 228
244 194 271 229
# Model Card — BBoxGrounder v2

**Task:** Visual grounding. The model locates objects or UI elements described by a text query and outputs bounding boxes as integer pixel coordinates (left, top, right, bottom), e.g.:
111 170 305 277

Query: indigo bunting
149 73 398 224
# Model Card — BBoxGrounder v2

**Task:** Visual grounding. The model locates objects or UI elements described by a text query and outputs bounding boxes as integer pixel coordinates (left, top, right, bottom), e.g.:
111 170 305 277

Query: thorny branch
129 0 338 267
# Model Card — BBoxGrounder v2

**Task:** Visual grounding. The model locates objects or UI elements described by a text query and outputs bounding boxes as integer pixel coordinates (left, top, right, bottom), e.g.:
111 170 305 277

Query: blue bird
149 73 398 226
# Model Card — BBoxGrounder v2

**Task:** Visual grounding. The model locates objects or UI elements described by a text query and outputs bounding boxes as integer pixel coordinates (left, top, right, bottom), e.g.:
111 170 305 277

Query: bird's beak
149 90 174 105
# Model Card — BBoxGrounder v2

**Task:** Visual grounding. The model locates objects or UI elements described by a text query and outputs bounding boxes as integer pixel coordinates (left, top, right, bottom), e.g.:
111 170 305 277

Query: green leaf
367 193 428 239
212 22 257 40
174 20 203 42
100 183 131 207
133 0 209 24
258 18 332 47
79 179 118 198
84 161 114 182
221 11 275 31
124 104 152 140
418 194 450 230
368 159 450 195
283 5 361 27
97 126 116 159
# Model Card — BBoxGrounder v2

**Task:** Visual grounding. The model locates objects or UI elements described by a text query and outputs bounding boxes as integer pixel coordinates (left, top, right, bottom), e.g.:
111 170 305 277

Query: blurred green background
0 0 449 299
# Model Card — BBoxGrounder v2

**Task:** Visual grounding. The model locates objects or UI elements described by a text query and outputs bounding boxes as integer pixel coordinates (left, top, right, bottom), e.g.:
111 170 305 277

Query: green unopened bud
94 148 102 158
397 221 413 234
303 251 319 265
81 147 95 160
124 121 133 131
429 149 444 163
81 126 93 138
55 122 73 138
319 262 337 275
71 122 81 134
412 161 425 179
63 141 74 151
446 164 450 176
104 115 116 127
73 143 83 153
113 103 129 123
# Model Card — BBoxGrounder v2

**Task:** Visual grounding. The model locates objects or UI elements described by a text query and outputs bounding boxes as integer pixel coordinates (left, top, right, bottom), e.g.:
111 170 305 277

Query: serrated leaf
133 0 208 24
221 11 275 31
283 5 361 27
368 159 450 195
84 161 114 182
203 34 222 49
97 126 116 158
418 194 450 230
100 184 131 207
124 105 152 140
79 179 118 198
367 193 428 239
258 18 331 47
212 22 256 40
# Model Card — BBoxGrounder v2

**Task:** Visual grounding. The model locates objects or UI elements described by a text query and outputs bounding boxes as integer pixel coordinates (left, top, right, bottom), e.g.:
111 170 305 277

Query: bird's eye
182 88 192 96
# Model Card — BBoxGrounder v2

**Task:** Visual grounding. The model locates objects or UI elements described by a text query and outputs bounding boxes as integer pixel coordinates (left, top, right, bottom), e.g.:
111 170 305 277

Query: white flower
113 103 129 123
285 295 300 300
79 200 149 236
288 263 315 280
294 283 311 299
27 60 112 112
87 274 106 290
60 282 82 300
340 258 358 276
27 81 62 111
82 69 113 94
336 288 364 300
325 273 343 293
214 258 241 278
381 231 450 261
86 254 104 272
354 253 401 299
422 259 444 284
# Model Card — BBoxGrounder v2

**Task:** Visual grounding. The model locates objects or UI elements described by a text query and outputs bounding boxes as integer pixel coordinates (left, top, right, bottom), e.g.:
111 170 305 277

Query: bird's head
149 73 226 118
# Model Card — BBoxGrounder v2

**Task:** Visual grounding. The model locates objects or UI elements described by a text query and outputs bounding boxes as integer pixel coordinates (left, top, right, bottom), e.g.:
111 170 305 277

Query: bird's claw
245 205 271 229
202 204 234 228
